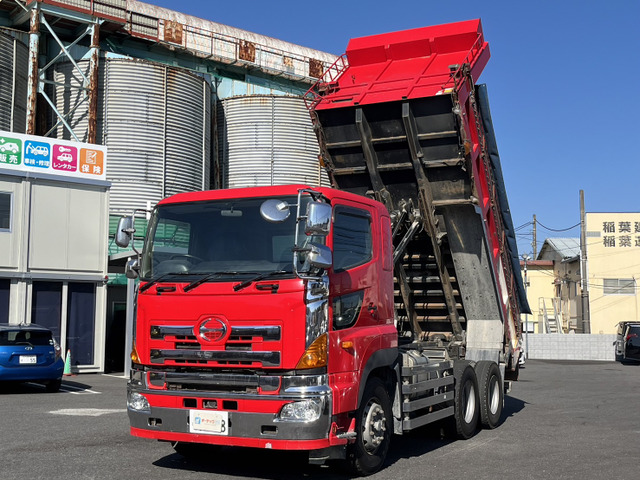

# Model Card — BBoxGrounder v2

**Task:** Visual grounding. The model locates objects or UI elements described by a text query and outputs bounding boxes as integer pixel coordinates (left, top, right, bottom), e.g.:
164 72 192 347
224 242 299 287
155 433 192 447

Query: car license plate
189 410 229 435
19 355 37 364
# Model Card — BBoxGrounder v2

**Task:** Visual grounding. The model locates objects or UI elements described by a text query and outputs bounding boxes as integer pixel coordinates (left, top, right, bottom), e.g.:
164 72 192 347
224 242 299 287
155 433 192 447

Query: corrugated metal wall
51 57 211 214
218 95 328 189
0 29 28 133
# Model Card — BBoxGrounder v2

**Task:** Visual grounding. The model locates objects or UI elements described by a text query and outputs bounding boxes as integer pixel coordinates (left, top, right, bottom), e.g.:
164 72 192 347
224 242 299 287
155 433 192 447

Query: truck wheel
347 377 392 476
476 361 503 429
450 361 479 439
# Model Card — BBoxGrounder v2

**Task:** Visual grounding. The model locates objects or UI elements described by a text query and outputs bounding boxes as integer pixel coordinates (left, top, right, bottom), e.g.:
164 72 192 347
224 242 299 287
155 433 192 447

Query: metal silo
218 95 328 189
51 57 212 214
0 29 28 133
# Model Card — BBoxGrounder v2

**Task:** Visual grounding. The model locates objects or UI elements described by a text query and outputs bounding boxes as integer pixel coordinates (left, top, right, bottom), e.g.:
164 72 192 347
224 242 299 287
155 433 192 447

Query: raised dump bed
307 19 529 368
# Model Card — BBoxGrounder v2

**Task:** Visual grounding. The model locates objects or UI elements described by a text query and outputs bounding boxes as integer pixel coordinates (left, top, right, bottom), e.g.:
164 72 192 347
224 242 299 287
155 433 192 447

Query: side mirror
125 258 139 279
305 202 331 236
115 216 135 248
307 243 332 270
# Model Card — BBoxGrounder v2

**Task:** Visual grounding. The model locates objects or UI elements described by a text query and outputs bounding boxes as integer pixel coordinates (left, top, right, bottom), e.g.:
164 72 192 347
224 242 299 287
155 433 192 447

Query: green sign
0 136 22 166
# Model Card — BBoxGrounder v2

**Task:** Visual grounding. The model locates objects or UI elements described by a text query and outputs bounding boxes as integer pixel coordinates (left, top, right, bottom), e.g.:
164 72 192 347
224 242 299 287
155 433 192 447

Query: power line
535 219 581 232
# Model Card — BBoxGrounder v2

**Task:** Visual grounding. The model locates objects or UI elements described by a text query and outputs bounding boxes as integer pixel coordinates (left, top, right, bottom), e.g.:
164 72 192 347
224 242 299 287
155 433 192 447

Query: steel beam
354 107 394 212
401 101 463 338
88 21 100 144
26 4 40 135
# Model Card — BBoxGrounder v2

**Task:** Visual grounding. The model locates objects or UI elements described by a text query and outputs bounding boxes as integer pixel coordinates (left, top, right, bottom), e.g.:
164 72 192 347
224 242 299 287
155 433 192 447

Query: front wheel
346 377 392 476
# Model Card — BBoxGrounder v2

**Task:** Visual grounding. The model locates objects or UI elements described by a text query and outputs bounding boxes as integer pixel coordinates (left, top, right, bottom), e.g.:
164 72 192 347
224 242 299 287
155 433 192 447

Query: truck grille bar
150 325 281 341
149 371 281 392
149 349 281 367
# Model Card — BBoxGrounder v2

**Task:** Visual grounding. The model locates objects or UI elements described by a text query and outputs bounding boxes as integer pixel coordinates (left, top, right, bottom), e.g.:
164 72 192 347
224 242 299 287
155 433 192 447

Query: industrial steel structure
0 0 336 372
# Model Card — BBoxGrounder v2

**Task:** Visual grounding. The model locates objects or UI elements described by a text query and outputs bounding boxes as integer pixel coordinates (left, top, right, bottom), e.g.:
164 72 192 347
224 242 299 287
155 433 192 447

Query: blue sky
150 0 640 256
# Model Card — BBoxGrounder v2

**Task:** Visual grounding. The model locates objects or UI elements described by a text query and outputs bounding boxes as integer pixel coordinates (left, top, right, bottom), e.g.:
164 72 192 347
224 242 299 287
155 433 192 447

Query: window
603 278 636 295
333 207 372 271
0 279 9 324
0 329 52 346
67 283 96 366
0 192 11 231
31 282 62 341
333 291 364 329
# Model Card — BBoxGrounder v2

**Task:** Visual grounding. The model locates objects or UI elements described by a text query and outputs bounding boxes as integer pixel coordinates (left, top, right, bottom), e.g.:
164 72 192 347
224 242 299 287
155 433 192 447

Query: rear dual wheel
450 361 480 439
476 360 504 429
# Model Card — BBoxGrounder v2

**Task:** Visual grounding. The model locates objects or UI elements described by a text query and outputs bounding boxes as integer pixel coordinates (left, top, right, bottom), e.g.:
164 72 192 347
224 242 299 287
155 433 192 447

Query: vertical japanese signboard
0 130 107 181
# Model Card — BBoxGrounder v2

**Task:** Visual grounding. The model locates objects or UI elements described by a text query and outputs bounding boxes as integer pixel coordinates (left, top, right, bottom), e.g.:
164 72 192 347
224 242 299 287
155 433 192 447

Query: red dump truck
116 19 529 475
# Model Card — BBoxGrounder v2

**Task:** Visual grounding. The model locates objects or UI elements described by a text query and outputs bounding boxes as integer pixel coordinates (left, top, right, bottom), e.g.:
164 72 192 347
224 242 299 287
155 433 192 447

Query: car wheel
346 377 392 476
45 378 62 393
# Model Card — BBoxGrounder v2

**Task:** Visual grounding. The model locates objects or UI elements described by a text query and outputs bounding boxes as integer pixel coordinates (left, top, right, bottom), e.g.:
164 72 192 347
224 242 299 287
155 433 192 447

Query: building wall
586 213 640 334
527 333 616 361
0 131 110 372
521 261 555 333
552 258 582 332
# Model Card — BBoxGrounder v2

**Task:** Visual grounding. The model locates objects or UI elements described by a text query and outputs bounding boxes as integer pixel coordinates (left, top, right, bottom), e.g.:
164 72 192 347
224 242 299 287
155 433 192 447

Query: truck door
328 202 385 411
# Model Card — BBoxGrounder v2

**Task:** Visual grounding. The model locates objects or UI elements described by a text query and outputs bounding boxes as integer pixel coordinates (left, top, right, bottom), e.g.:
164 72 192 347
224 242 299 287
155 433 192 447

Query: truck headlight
127 391 151 413
276 398 324 422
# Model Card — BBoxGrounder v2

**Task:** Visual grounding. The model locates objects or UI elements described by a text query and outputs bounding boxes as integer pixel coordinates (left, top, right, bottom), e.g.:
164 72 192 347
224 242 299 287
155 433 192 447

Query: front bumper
127 378 335 449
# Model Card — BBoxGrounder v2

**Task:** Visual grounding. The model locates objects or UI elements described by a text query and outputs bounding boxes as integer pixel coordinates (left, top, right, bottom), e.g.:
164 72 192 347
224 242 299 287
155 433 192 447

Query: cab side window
332 207 372 271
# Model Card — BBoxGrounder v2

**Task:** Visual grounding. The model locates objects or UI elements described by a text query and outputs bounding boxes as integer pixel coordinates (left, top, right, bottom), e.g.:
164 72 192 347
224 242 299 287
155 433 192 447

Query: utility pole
522 254 531 358
579 190 591 333
532 214 537 258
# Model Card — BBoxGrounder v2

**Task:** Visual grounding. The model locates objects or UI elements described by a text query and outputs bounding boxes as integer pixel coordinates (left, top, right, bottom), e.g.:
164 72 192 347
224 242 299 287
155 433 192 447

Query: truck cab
120 185 398 472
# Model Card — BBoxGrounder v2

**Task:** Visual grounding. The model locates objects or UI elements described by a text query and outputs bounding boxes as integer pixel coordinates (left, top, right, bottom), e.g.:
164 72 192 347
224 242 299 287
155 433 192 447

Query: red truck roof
158 184 387 212
309 19 489 109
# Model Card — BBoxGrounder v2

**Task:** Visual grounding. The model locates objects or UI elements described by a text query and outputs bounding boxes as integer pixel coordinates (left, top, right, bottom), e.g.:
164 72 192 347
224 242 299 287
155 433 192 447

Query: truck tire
449 361 479 439
475 361 503 429
346 377 392 476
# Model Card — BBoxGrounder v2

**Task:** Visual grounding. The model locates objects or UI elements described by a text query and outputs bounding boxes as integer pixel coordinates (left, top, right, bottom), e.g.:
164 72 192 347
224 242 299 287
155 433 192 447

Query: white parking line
101 373 128 379
59 384 101 395
49 408 124 416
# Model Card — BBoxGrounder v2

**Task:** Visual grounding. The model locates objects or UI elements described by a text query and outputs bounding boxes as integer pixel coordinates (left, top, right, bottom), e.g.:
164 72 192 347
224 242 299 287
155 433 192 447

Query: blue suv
0 324 65 392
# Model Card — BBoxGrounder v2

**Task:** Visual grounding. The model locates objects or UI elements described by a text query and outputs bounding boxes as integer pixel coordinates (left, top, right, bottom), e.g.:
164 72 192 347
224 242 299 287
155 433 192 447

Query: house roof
537 238 581 262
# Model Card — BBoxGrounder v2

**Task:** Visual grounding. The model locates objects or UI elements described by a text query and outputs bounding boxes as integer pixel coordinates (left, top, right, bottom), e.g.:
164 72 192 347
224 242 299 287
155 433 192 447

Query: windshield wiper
139 272 193 293
183 271 242 292
233 270 290 292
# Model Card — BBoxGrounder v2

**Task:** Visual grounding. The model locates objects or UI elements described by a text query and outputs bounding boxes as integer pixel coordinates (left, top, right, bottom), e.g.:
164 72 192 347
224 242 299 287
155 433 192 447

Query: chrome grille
150 325 281 341
149 324 282 367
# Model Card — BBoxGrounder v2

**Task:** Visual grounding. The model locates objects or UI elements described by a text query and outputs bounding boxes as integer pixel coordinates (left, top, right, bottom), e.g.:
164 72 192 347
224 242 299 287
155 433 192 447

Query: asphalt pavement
0 360 638 480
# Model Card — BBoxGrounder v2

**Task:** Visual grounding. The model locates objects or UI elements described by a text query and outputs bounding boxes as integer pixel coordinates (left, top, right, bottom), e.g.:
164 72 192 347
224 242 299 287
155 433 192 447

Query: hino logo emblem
196 317 228 343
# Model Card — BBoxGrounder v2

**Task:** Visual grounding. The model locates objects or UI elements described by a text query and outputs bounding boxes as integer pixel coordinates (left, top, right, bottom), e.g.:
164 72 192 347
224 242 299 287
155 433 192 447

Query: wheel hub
362 399 386 453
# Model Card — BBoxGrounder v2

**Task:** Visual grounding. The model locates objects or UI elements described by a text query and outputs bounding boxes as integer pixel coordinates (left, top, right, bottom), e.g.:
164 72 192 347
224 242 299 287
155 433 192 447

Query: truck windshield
140 195 310 281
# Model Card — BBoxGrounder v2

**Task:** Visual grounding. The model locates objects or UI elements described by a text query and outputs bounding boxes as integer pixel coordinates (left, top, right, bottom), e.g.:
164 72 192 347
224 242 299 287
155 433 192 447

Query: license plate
19 355 37 365
189 410 229 435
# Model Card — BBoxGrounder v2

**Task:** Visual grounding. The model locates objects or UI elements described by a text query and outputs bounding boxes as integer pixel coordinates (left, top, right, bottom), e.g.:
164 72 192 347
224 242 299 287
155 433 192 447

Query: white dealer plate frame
19 355 37 364
189 410 229 435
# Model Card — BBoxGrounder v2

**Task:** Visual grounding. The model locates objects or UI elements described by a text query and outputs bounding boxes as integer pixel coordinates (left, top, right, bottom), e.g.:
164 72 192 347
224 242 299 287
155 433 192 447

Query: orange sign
79 148 104 176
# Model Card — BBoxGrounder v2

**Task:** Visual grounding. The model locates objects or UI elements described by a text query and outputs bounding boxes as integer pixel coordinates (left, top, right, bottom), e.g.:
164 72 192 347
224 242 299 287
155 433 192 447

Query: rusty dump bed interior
308 19 529 359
